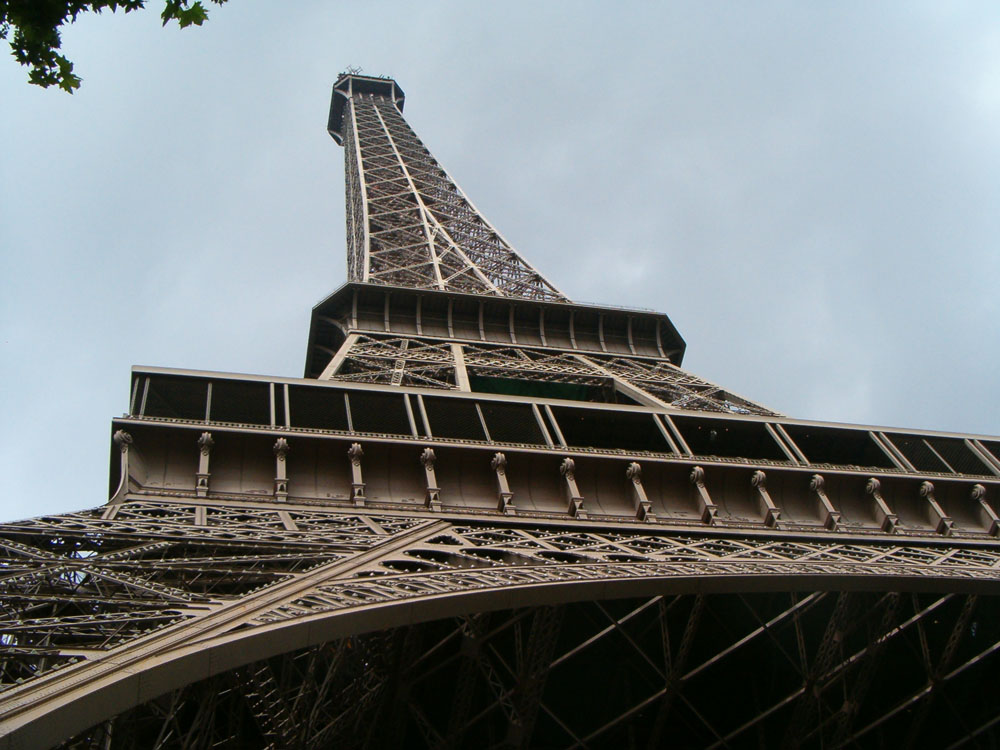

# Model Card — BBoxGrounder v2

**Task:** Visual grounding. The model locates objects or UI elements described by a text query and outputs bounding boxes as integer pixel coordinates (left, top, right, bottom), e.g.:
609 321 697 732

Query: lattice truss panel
251 523 1000 625
343 92 566 301
334 335 458 389
3 498 1000 731
0 502 422 693
58 592 1000 749
588 354 777 416
3 498 1000 747
462 344 611 386
342 102 367 285
330 334 776 416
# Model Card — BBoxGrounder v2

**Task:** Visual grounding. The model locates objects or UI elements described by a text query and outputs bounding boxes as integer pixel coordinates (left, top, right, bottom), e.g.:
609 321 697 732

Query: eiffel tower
2 73 1000 749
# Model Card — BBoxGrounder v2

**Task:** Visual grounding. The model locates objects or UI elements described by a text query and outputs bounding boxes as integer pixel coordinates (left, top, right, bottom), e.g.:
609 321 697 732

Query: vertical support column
319 333 360 380
652 414 682 454
129 377 141 415
139 377 150 415
109 430 132 505
626 462 654 522
403 394 419 437
972 484 1000 537
809 474 841 531
420 448 441 511
689 466 717 525
348 443 366 507
560 458 586 519
919 481 954 536
451 343 471 391
751 470 782 528
543 405 566 447
766 423 801 464
866 478 898 533
273 438 290 502
492 452 515 515
969 439 1000 476
532 404 554 447
416 395 432 437
196 432 213 498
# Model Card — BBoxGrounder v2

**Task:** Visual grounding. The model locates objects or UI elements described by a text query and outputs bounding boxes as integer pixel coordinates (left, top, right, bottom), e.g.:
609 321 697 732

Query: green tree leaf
1 0 228 91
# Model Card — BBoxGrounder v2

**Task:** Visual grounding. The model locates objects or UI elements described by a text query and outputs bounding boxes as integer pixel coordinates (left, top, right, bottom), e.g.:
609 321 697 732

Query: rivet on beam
348 443 365 507
689 466 717 525
866 477 898 533
109 430 133 505
273 438 290 502
491 452 515 515
751 470 782 528
919 481 954 536
971 484 1000 537
627 462 654 522
560 458 587 519
196 432 214 498
420 448 441 511
809 474 841 531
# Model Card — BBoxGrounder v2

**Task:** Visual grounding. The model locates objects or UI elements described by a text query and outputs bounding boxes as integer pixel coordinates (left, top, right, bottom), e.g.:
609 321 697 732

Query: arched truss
2 499 1000 748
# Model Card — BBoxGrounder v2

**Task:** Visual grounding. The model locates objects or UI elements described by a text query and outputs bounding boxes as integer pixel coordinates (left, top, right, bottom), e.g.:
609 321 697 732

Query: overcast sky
2 1 998 520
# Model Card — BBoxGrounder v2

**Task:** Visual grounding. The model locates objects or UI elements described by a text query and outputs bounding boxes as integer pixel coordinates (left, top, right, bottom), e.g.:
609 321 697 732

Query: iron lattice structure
2 73 1000 749
332 75 565 301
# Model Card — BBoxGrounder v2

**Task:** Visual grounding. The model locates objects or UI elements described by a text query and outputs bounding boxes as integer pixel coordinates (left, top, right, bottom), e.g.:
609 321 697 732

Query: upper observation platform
327 73 405 145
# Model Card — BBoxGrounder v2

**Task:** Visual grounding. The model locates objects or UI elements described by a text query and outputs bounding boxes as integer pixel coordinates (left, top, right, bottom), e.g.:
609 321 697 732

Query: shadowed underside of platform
57 592 1000 749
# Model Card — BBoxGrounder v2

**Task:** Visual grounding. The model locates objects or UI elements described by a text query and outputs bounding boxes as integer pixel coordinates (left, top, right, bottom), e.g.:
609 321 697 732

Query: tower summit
2 74 1000 749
